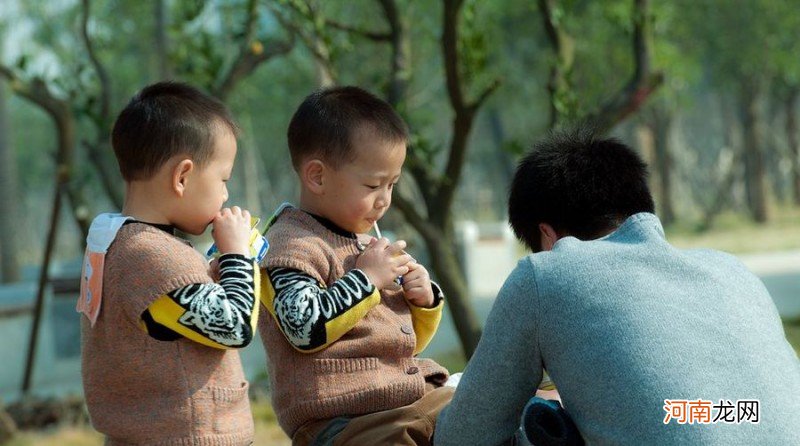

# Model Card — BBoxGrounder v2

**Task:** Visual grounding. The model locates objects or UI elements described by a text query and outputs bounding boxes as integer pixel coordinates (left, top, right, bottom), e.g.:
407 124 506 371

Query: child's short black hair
287 86 408 170
111 81 238 181
508 127 655 252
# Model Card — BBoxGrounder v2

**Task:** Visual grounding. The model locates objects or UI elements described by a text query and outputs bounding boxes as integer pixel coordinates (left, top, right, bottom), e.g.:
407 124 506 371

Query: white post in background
456 221 520 300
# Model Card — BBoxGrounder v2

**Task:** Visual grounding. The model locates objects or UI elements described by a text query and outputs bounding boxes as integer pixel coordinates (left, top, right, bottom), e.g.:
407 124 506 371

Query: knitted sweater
436 213 800 445
258 208 449 437
80 223 254 446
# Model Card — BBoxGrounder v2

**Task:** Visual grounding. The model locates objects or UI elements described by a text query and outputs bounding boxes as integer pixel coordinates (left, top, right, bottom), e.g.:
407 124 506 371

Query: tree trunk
739 80 769 223
699 95 743 230
538 0 575 128
154 0 171 80
424 229 480 359
0 80 21 283
786 87 800 206
23 96 76 395
487 109 514 179
373 0 487 357
650 105 675 225
239 115 262 218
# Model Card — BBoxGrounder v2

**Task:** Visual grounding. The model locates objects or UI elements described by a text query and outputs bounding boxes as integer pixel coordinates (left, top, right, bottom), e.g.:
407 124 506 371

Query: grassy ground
785 318 800 356
665 206 800 253
8 331 800 446
5 400 291 446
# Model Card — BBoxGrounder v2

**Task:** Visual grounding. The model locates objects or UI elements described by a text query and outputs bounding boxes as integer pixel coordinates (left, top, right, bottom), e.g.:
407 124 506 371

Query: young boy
77 82 259 445
259 86 453 446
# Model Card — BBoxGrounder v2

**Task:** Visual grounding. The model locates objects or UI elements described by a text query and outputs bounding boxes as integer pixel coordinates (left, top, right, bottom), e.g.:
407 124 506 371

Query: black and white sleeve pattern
142 254 257 347
267 267 379 351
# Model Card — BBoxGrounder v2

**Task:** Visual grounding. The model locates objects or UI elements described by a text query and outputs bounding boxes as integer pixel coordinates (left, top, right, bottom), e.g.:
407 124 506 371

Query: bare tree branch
374 0 404 105
81 139 123 208
586 0 663 133
368 0 440 207
0 68 67 120
154 0 171 79
269 1 337 86
391 191 438 242
325 18 391 41
469 77 501 113
81 0 111 124
213 0 295 100
442 0 466 112
538 0 576 128
436 0 500 227
79 0 123 209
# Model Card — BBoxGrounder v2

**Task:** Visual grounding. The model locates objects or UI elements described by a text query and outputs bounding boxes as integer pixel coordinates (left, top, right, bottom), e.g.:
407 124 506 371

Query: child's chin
179 225 206 236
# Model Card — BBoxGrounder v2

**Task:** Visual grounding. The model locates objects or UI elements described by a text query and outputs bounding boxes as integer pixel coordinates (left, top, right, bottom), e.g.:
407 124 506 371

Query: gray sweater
435 213 800 445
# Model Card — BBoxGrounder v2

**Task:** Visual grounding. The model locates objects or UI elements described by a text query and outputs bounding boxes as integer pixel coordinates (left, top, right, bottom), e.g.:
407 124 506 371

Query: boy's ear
301 159 326 195
171 159 195 197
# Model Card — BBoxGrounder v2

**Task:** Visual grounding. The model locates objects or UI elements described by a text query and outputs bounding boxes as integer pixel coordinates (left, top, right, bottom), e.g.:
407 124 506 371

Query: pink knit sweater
80 223 254 445
259 208 449 437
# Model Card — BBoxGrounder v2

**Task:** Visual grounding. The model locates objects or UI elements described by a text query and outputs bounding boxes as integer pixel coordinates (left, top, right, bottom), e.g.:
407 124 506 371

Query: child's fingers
404 262 426 277
388 240 407 254
368 237 390 250
405 269 423 283
393 253 414 268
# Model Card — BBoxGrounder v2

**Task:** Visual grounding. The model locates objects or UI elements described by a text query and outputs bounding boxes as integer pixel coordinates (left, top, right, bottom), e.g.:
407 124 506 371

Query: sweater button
406 366 419 375
400 325 413 335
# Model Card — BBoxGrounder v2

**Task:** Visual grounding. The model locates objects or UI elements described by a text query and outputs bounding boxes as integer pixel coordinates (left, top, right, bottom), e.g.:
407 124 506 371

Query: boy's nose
375 190 391 209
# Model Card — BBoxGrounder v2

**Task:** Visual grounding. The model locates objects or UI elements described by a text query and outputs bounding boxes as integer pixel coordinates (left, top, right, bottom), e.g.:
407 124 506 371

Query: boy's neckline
301 210 356 240
123 219 176 235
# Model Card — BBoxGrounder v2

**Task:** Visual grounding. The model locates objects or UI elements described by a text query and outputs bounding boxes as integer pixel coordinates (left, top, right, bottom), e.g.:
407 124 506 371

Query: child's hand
402 262 435 308
208 258 221 281
211 206 251 256
356 238 412 290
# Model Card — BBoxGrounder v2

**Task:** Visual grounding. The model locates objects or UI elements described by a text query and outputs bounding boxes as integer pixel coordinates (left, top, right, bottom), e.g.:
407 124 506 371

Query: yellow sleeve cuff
409 299 444 355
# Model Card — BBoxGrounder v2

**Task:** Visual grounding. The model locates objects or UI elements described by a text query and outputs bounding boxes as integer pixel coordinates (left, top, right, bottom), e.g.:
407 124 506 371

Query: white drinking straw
373 221 382 239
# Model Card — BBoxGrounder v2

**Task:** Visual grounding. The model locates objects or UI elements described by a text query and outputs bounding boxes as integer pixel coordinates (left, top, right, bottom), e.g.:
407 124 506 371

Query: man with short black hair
435 128 800 445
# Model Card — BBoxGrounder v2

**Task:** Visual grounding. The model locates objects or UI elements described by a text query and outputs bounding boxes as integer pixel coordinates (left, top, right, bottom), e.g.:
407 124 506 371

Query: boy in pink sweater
259 86 453 446
78 82 258 445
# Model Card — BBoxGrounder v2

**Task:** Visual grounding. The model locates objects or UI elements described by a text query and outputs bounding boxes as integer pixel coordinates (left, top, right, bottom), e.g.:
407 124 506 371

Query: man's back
436 213 800 445
531 213 799 443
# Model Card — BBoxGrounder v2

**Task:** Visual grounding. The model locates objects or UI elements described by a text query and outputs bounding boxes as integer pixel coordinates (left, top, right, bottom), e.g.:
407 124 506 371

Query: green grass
785 319 800 356
430 349 467 374
666 206 800 254
4 400 291 446
5 426 102 446
6 325 797 446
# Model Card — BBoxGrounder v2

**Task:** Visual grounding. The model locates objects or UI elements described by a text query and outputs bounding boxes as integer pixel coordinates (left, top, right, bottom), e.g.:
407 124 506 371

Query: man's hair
508 127 655 252
287 86 408 170
111 81 238 181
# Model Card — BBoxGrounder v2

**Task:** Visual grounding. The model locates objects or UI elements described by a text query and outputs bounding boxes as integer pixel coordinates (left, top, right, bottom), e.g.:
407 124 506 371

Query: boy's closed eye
365 180 399 190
